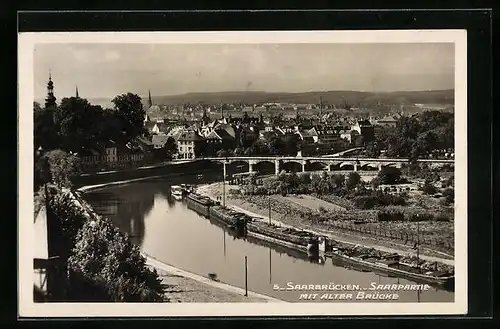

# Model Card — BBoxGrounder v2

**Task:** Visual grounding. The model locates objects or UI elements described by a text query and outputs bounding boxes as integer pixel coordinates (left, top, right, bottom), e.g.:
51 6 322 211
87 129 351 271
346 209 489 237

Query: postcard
19 30 467 317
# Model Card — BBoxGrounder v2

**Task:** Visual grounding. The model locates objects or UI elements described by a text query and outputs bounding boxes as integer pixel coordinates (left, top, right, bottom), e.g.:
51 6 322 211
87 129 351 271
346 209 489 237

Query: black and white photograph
19 30 467 317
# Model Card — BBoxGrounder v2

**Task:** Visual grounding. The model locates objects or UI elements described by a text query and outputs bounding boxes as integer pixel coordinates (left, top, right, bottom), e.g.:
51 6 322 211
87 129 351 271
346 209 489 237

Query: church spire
75 86 79 98
45 70 57 109
148 90 153 108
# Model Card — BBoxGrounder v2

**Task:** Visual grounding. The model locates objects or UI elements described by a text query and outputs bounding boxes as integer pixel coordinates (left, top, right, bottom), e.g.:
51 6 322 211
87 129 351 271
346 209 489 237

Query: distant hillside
35 89 454 111
147 90 454 107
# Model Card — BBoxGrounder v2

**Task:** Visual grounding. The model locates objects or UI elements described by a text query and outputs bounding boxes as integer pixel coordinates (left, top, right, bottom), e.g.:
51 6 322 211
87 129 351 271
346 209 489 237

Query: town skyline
34 43 455 100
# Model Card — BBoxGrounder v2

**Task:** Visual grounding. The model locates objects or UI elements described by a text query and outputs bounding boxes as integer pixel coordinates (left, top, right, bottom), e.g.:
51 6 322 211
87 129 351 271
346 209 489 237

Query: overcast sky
34 43 454 100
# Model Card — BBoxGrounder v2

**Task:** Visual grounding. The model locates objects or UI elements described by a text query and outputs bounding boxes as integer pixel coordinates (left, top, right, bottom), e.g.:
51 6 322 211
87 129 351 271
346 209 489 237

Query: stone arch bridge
200 156 454 176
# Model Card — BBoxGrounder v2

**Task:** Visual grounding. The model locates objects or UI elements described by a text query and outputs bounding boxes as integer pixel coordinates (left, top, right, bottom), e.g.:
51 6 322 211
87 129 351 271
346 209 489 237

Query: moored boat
170 185 183 200
185 192 214 217
327 247 454 289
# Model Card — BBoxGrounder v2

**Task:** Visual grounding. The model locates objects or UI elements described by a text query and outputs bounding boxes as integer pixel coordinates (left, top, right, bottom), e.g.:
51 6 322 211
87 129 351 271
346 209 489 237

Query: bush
421 180 437 195
443 188 454 204
47 188 165 302
228 188 240 195
377 209 405 222
254 186 268 195
346 172 361 189
352 195 380 209
377 166 401 185
43 149 82 188
68 217 164 302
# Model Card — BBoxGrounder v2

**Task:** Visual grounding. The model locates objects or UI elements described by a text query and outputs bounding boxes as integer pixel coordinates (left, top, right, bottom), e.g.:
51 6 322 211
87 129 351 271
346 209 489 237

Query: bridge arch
253 160 276 175
339 162 355 170
281 160 303 173
307 161 329 172
359 162 379 171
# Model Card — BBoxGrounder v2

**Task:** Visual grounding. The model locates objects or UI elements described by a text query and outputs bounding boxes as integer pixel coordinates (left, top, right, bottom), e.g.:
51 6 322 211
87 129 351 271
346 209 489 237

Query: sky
34 43 455 101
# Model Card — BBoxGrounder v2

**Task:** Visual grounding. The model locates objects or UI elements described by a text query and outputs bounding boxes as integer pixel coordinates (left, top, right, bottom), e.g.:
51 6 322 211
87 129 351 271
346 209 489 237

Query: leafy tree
216 149 230 157
252 139 269 155
377 166 402 185
443 188 454 204
68 217 164 302
283 133 299 156
34 107 58 150
298 173 311 185
53 97 103 152
268 136 284 155
243 147 254 156
34 101 43 112
365 142 381 157
163 137 177 158
346 172 361 189
112 93 146 141
330 174 345 189
44 149 81 188
233 147 244 156
421 180 437 195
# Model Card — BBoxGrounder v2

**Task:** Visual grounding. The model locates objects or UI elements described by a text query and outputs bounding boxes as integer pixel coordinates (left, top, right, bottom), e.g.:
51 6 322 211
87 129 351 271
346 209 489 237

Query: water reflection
84 174 454 303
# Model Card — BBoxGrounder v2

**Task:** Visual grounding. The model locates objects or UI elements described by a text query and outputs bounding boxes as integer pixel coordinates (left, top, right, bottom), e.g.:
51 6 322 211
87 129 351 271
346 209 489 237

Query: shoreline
196 182 455 267
75 178 283 303
144 254 284 303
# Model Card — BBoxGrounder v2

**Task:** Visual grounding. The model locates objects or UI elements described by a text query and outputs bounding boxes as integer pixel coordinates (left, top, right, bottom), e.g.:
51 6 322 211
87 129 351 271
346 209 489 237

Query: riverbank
145 255 282 303
196 182 454 266
71 177 282 303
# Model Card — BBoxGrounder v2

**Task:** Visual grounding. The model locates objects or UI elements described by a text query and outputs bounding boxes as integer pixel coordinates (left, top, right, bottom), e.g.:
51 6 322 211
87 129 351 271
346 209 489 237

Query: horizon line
35 88 455 102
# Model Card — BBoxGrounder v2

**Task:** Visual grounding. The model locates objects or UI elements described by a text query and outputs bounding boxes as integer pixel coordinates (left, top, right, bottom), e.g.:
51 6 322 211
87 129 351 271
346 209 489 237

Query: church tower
148 90 153 108
75 86 79 98
45 72 57 109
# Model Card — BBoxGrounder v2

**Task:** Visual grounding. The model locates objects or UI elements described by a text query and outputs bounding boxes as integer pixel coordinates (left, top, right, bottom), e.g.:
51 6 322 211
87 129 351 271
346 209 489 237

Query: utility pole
244 256 248 297
268 192 271 225
222 159 227 207
416 221 420 273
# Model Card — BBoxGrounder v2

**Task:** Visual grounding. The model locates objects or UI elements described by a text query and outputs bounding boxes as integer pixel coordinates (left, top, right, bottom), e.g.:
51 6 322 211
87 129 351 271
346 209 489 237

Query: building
151 122 171 135
152 135 171 149
351 120 375 143
176 131 204 159
375 115 398 128
103 140 118 163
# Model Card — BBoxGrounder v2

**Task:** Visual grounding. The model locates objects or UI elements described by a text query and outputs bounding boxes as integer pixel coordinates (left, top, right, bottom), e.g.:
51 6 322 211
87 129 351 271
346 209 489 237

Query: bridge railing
197 156 454 163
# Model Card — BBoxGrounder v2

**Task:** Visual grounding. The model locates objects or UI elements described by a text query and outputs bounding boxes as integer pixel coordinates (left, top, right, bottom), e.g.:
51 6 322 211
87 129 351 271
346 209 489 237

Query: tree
443 188 454 204
346 172 361 189
112 93 146 141
421 180 437 195
44 149 81 188
330 174 345 189
54 97 102 152
233 147 243 156
268 136 284 155
68 217 164 302
34 107 58 150
298 172 311 185
283 133 299 156
377 166 402 185
216 149 230 157
244 147 254 156
162 137 177 159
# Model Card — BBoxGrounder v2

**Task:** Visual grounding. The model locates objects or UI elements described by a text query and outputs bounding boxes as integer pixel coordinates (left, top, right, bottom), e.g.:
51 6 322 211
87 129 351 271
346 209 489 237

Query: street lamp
268 190 272 226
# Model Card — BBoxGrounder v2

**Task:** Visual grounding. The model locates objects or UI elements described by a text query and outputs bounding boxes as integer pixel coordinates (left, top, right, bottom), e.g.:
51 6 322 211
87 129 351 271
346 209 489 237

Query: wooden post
268 194 271 225
244 256 248 297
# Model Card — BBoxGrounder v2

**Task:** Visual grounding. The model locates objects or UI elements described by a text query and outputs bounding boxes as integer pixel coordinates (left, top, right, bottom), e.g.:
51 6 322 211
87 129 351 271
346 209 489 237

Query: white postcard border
18 30 467 317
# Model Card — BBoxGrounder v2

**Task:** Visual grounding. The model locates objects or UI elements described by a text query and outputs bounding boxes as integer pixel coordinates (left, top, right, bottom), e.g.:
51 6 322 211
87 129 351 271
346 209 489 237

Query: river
83 173 454 303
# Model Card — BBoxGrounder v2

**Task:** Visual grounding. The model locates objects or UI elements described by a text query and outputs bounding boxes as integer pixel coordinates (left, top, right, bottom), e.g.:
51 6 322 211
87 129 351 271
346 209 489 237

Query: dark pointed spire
45 70 57 109
75 86 79 98
148 90 153 108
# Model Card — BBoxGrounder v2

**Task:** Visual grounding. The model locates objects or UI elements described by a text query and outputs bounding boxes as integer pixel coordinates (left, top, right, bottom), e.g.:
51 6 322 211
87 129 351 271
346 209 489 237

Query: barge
326 246 454 290
185 192 214 217
170 185 183 200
